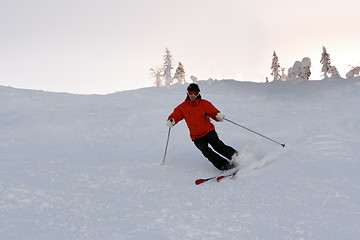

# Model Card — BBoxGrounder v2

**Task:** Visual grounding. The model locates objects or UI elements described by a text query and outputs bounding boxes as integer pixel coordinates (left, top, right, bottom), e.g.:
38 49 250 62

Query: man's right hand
166 119 175 128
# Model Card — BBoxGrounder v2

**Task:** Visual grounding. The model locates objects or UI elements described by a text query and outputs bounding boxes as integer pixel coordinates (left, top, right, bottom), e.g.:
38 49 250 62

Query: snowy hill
1 78 360 240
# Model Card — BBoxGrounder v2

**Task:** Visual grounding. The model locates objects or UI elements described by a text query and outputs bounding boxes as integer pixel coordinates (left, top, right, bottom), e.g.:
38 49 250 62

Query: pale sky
1 0 359 94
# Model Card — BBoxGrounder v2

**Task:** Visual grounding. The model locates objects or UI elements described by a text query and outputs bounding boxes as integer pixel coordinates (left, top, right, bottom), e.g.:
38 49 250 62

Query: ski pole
224 118 286 148
161 127 171 165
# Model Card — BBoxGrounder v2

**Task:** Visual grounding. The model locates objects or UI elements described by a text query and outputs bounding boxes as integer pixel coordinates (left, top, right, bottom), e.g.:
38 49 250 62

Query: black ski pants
193 130 237 170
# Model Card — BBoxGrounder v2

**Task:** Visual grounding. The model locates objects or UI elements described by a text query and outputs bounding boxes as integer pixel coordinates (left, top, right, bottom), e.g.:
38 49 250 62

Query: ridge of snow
1 78 360 239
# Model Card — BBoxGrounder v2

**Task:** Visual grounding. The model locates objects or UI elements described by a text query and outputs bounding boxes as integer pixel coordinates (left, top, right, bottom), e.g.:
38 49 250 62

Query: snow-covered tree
320 46 342 79
328 66 341 78
300 57 311 80
287 57 311 80
150 67 164 87
292 61 302 78
320 46 331 79
287 67 295 80
173 62 186 84
190 75 198 83
163 48 173 86
346 66 360 78
271 51 281 81
281 68 287 81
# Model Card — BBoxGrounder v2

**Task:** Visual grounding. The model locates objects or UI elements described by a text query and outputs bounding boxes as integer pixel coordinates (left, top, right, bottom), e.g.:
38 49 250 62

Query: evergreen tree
320 46 342 79
173 62 186 84
346 66 360 78
281 68 287 81
150 67 164 87
271 51 281 81
163 48 173 86
287 57 311 80
328 66 341 78
190 75 198 83
292 61 302 79
300 57 311 80
287 67 295 80
320 46 331 78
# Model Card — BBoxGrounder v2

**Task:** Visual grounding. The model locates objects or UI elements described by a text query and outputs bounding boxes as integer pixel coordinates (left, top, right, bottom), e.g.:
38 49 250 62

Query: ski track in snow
1 78 360 239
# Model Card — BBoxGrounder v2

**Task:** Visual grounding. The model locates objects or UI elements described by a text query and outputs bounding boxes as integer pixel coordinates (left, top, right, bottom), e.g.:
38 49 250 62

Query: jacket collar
185 96 201 106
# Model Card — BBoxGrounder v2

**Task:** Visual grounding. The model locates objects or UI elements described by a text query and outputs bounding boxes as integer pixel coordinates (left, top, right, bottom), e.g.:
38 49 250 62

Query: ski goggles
188 90 200 97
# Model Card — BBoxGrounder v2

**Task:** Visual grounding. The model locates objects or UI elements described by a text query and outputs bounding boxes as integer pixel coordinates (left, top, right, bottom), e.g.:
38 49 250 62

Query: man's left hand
216 113 225 122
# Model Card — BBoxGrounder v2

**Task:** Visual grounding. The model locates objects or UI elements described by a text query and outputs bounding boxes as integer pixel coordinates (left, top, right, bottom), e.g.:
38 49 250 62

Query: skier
167 83 238 170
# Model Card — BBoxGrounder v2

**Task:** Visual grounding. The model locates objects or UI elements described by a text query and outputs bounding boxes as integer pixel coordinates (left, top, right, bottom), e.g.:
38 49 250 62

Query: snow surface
1 78 360 239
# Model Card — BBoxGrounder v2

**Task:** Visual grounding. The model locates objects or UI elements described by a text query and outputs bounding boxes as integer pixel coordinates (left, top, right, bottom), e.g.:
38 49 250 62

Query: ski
195 167 240 185
216 169 239 182
195 157 277 185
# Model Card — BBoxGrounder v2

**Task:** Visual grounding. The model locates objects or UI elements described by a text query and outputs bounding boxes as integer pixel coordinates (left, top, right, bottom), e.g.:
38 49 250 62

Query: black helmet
187 83 200 92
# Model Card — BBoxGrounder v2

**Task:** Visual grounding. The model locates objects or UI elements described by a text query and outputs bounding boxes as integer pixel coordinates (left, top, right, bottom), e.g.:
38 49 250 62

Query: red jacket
168 97 220 140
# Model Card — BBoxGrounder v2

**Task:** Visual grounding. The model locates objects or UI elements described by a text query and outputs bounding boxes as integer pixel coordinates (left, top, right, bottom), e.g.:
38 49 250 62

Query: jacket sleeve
167 105 185 125
205 101 220 121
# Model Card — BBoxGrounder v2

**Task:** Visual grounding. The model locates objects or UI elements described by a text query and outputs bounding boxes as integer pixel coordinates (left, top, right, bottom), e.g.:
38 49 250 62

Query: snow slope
1 78 360 240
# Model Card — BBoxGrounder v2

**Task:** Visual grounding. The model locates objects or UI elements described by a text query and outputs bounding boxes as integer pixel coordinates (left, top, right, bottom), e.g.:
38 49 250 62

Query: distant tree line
151 46 359 87
270 46 359 82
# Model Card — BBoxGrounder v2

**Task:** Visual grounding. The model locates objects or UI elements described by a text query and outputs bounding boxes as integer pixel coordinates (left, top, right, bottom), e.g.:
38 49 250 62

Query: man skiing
167 83 238 170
